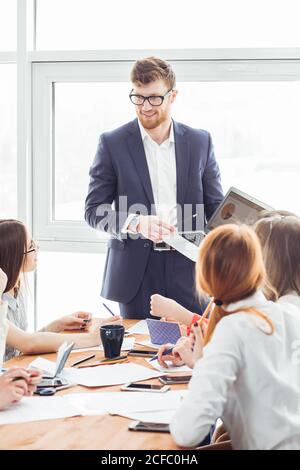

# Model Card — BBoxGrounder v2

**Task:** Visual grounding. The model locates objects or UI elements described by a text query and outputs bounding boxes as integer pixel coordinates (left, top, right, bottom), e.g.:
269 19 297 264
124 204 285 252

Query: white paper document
163 233 199 262
115 409 177 424
63 390 187 417
30 357 162 387
0 396 80 425
70 337 135 354
147 358 192 374
127 320 149 335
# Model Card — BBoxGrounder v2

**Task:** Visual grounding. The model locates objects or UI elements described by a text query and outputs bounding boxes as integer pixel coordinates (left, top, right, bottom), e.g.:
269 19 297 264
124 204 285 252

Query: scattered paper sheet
114 409 176 424
0 396 80 425
127 320 149 335
70 337 135 354
30 357 162 387
135 339 160 350
147 358 192 374
108 390 187 415
63 390 187 416
163 233 199 262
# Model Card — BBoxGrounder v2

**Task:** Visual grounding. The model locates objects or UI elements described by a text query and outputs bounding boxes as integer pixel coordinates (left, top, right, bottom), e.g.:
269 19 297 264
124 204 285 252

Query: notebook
146 319 181 345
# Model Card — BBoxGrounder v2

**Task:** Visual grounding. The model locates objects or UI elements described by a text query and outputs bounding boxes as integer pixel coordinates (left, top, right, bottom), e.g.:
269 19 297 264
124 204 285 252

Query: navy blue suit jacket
85 119 223 303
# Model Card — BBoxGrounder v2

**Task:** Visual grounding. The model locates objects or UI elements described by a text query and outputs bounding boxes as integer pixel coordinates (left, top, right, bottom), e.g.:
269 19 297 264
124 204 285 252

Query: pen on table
71 354 96 367
102 302 115 316
78 355 128 368
150 347 174 362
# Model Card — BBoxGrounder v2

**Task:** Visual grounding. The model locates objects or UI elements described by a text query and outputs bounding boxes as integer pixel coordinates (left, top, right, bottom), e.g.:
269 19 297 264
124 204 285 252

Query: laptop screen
206 187 274 231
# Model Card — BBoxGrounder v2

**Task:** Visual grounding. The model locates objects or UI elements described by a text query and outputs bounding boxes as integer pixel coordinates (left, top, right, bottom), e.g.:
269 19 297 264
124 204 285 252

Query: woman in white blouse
0 270 41 410
167 223 300 450
0 219 122 359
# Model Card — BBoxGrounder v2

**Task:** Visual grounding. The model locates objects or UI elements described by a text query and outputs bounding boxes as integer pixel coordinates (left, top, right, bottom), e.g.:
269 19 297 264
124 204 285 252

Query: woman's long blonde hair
196 224 274 345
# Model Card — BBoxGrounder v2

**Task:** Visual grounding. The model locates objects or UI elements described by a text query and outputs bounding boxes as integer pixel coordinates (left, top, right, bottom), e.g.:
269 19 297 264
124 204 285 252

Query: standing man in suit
85 57 223 319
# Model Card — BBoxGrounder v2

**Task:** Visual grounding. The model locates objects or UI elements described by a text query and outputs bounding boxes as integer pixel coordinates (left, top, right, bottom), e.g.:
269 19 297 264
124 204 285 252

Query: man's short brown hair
131 57 176 89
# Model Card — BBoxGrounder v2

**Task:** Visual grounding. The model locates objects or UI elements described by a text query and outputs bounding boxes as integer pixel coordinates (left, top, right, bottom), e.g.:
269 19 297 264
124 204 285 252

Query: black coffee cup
100 324 125 358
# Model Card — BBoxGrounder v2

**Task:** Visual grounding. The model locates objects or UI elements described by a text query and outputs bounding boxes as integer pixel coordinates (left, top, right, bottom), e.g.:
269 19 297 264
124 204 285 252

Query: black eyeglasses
129 88 173 106
24 240 39 255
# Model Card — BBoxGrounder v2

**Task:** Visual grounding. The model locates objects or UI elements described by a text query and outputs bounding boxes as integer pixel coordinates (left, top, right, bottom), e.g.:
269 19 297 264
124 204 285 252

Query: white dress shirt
170 290 300 450
122 120 177 233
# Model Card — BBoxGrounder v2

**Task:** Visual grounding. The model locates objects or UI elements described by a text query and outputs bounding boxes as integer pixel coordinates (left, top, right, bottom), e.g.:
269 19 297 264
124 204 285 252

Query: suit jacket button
144 242 150 248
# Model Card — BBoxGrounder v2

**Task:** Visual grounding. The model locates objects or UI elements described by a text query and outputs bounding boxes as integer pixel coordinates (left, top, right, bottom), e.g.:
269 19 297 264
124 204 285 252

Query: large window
173 81 300 214
35 251 119 330
54 82 134 221
4 1 300 327
33 59 300 251
36 0 300 50
0 64 17 218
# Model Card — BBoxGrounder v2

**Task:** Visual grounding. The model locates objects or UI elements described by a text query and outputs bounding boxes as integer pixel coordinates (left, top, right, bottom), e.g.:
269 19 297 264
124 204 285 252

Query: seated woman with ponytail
166 224 300 450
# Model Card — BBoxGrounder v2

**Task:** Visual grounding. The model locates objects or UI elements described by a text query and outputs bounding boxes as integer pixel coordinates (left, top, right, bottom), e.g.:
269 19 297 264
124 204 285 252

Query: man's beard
139 110 168 130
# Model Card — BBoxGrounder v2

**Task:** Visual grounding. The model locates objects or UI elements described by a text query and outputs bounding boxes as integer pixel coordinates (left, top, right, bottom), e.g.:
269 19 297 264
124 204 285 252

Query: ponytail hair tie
214 299 223 306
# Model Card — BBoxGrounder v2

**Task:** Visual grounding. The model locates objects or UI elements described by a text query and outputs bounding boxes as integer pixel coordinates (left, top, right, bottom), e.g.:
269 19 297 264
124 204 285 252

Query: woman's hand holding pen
57 311 93 331
158 337 194 368
157 322 205 369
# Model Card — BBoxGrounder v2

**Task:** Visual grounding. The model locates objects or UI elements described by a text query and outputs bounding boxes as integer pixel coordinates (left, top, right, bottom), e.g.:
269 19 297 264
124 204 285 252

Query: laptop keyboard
180 231 206 247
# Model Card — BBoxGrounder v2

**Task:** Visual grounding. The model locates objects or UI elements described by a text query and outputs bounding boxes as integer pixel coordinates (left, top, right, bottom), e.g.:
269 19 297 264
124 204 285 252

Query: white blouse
170 290 300 449
0 301 8 369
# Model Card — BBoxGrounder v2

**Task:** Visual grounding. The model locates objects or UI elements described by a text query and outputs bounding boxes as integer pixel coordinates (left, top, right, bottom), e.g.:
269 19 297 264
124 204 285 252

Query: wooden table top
0 320 188 450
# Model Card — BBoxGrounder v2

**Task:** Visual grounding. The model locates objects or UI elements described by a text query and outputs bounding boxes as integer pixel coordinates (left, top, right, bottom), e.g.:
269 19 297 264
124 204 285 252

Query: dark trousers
119 250 206 319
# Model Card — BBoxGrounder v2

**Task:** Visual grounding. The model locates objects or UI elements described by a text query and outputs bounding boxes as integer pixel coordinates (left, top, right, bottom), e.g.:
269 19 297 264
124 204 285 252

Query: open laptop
181 186 274 247
37 341 75 388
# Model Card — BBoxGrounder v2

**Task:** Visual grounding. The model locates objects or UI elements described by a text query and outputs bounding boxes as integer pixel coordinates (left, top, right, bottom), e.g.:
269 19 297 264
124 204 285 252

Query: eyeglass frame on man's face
24 240 39 255
129 88 173 107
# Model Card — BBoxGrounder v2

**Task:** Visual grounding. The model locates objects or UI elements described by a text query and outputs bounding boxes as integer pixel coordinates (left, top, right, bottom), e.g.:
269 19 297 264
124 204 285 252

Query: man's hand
137 215 175 243
0 268 8 299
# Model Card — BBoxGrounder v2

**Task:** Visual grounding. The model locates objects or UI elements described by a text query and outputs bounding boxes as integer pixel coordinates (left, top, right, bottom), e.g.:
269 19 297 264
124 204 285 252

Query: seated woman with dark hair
0 219 122 360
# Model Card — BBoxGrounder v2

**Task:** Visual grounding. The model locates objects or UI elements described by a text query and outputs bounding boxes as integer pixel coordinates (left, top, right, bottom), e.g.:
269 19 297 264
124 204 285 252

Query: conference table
0 320 189 450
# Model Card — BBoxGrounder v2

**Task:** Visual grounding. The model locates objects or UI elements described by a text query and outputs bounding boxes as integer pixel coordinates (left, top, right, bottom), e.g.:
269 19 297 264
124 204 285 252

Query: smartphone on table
121 382 170 393
36 377 69 388
128 421 170 433
158 375 191 385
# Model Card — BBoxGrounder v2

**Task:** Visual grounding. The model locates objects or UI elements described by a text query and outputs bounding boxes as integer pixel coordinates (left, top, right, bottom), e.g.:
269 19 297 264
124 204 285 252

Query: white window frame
32 53 300 252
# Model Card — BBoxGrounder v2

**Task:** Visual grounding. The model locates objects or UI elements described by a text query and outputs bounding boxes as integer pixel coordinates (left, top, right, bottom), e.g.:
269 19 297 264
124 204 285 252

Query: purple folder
146 319 181 345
